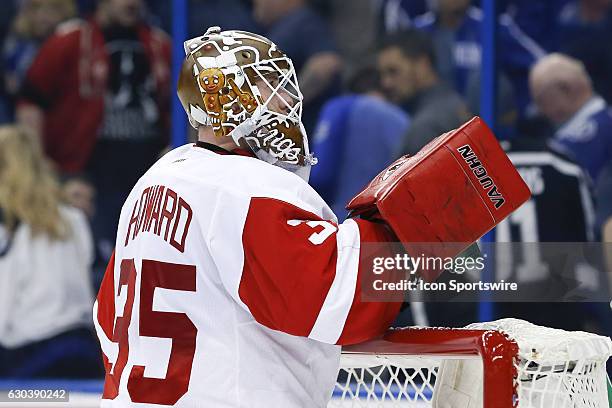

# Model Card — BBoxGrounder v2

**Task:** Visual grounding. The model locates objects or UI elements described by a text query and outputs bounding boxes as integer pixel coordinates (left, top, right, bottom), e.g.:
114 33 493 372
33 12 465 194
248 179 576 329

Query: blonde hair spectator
0 125 68 239
0 126 99 378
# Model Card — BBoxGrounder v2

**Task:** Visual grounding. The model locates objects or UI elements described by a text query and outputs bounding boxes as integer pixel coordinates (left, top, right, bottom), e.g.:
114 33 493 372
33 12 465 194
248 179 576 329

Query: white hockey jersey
94 143 400 408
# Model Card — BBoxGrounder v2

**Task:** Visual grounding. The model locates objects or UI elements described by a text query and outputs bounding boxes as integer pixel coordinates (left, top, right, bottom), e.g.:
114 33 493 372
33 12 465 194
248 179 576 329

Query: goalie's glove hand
345 117 530 281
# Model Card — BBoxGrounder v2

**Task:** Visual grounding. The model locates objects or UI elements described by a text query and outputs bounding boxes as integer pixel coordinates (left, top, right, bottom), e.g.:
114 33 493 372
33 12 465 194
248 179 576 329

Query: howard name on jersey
94 143 400 408
123 183 193 252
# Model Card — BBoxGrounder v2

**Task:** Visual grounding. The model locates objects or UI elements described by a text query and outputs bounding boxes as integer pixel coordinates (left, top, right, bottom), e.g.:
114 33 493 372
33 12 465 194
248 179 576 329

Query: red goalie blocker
346 117 531 281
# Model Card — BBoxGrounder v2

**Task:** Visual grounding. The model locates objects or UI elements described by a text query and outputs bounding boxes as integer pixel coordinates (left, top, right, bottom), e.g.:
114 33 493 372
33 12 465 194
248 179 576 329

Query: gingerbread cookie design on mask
198 67 258 137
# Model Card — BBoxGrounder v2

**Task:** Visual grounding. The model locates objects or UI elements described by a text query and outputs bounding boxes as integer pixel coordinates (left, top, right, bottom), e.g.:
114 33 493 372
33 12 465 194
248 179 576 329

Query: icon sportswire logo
457 144 505 209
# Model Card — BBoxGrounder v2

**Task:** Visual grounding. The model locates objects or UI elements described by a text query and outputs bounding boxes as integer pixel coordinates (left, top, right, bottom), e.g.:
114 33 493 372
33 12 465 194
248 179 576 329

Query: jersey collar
195 141 256 158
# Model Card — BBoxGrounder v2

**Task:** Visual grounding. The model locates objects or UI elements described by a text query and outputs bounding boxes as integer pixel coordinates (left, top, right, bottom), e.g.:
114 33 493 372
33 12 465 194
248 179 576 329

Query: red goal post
332 319 612 408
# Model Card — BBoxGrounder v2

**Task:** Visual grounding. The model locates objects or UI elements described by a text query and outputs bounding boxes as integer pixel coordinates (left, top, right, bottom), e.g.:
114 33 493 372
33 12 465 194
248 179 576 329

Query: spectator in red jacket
17 0 171 264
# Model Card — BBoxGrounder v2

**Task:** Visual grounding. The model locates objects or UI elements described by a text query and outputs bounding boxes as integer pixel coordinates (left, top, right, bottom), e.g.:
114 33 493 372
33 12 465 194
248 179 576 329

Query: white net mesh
331 355 443 406
469 319 612 408
331 319 612 408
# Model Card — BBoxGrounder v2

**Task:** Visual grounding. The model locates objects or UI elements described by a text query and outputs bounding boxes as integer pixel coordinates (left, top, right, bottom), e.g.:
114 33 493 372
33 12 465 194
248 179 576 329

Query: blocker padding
347 117 531 281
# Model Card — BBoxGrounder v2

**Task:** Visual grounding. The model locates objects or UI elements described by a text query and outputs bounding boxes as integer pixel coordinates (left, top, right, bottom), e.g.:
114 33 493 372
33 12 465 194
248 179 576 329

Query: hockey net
331 319 612 408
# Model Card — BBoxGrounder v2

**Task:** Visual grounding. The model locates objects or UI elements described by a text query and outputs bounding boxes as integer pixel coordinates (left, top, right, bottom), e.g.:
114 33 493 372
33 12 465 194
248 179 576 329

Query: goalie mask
178 26 316 180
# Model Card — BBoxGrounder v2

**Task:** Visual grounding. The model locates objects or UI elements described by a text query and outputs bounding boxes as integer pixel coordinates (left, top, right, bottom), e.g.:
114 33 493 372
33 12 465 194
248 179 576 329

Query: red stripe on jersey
96 251 116 340
336 219 402 346
239 197 338 337
95 251 119 398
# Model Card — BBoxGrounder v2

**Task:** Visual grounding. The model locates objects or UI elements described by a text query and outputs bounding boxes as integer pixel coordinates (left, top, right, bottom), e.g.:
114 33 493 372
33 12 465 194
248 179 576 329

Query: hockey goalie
93 27 530 407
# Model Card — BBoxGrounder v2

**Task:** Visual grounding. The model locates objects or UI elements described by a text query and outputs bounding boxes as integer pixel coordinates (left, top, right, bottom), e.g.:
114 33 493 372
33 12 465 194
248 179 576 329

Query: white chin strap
293 164 312 182
230 120 315 183
250 146 313 183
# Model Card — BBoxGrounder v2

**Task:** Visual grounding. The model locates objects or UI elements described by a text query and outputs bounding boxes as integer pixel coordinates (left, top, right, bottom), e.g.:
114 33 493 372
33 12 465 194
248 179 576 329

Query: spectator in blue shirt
310 67 409 219
412 0 545 115
1 0 75 123
377 0 429 33
501 0 572 51
252 0 342 134
530 53 612 184
557 0 612 103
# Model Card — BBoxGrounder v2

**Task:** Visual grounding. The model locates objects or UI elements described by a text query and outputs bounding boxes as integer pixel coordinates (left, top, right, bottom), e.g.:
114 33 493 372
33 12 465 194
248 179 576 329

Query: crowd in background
0 0 611 378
